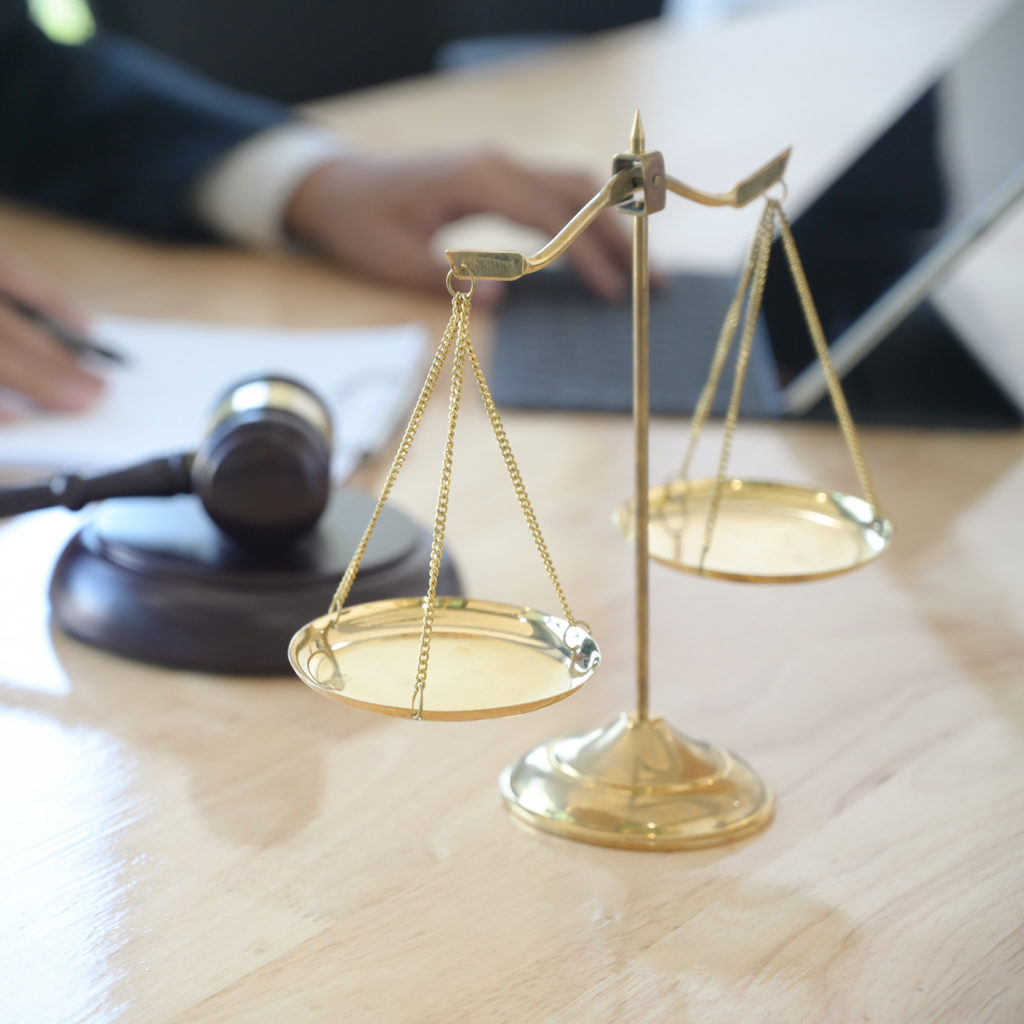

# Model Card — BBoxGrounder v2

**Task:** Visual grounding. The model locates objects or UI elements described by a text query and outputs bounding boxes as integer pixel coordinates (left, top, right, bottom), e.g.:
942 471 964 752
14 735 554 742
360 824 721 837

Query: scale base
499 712 774 850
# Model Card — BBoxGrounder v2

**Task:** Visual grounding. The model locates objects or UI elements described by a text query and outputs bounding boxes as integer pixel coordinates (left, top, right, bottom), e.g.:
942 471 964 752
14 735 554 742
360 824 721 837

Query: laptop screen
764 0 1024 423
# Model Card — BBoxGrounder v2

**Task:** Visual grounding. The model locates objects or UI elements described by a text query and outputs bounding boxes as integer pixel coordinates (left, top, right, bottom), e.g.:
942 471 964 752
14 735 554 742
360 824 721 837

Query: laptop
489 0 1024 428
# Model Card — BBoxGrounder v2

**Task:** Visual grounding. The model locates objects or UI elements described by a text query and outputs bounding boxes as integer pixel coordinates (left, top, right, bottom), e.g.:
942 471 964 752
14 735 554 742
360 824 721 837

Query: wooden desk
2 1 1023 1020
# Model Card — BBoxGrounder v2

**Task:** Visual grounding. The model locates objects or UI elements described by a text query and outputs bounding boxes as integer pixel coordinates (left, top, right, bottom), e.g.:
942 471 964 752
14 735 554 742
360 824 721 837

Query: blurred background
28 0 828 101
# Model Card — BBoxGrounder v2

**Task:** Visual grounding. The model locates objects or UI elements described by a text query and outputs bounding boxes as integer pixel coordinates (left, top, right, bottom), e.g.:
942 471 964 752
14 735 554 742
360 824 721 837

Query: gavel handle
0 452 194 517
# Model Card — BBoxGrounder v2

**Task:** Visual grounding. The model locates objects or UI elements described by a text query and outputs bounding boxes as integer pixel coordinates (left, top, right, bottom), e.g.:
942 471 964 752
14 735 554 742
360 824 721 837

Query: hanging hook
446 265 476 297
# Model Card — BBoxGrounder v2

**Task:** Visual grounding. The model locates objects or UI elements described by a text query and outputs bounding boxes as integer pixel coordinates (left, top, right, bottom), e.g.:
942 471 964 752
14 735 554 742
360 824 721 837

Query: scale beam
445 148 792 281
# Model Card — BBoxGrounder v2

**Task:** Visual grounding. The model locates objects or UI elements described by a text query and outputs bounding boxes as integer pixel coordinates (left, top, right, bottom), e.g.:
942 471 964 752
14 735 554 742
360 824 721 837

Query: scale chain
321 274 583 719
772 200 881 513
326 296 462 619
699 200 778 568
673 193 884 570
678 204 766 485
411 292 470 718
464 335 577 627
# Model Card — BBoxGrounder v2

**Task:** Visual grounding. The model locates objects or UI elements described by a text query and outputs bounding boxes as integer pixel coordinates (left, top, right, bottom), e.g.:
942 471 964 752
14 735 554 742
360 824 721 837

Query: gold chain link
674 192 884 569
771 200 881 512
699 200 777 569
464 332 577 626
411 290 470 718
323 274 579 718
670 201 774 565
326 294 462 618
677 202 768 485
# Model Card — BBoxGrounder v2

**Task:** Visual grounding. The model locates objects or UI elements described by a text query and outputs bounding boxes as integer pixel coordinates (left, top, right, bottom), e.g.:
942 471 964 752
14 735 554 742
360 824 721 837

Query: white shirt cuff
189 122 349 248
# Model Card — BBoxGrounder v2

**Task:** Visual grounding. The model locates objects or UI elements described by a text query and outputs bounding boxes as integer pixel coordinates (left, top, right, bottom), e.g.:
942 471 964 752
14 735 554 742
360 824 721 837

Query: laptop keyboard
489 271 781 418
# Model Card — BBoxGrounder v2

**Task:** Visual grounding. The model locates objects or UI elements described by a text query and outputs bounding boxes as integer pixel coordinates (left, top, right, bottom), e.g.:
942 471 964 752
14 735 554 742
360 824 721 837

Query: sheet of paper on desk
0 314 428 480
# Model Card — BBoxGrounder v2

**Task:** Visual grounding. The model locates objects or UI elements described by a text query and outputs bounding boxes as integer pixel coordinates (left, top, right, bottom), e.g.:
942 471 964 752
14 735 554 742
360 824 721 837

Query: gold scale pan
289 114 893 849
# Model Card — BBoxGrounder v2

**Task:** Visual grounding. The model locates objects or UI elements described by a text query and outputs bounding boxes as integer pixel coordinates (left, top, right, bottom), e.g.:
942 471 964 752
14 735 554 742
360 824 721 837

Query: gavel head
190 375 333 549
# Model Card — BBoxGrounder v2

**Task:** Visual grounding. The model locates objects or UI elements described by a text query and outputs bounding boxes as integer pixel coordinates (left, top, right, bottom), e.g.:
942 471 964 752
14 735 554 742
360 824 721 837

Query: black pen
1 292 128 365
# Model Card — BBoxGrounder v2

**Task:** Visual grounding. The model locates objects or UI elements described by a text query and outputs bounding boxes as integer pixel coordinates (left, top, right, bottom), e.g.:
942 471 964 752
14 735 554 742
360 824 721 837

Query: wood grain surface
2 0 1022 1019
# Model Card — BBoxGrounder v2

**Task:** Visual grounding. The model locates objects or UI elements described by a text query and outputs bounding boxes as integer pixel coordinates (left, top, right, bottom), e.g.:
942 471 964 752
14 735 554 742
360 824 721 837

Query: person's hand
283 148 633 300
0 245 104 421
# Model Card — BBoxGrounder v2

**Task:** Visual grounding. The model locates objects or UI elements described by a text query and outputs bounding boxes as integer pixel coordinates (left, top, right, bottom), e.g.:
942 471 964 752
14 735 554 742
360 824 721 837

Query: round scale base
499 713 774 850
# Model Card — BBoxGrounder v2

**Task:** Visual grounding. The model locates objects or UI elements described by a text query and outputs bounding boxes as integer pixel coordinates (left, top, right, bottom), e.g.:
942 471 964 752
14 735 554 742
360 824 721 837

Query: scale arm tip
666 147 792 208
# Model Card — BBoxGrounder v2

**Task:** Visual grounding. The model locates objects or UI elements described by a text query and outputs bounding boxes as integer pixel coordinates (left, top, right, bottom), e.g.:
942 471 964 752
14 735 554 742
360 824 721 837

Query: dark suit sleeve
0 1 291 238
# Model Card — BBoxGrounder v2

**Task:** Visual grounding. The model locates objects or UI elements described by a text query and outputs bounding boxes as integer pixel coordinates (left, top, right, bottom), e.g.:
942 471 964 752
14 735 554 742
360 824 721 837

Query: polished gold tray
616 478 893 583
289 597 600 721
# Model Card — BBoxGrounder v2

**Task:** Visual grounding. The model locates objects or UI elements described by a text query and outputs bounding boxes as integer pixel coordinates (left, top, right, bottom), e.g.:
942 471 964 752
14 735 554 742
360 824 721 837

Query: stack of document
0 314 428 481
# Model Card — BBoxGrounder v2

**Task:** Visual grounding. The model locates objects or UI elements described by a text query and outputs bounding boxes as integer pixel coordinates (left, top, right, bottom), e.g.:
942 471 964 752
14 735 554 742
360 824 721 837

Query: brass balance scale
288 115 893 850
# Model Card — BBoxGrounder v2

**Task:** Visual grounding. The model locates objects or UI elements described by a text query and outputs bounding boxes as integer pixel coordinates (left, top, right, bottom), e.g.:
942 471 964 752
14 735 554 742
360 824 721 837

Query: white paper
0 314 428 480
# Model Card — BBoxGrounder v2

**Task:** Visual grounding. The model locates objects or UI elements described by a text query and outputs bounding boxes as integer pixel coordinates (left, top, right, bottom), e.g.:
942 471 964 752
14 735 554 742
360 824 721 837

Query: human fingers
0 244 92 333
542 167 634 286
0 303 105 413
438 154 632 300
290 152 632 298
529 165 675 295
284 159 440 288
